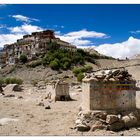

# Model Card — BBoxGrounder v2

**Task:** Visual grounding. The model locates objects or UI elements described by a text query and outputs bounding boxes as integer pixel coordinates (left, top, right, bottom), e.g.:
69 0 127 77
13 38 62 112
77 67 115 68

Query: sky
1 4 140 58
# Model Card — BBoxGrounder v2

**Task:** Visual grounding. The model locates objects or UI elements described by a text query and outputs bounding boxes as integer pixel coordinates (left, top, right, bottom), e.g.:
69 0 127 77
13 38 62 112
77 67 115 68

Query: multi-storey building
0 30 76 65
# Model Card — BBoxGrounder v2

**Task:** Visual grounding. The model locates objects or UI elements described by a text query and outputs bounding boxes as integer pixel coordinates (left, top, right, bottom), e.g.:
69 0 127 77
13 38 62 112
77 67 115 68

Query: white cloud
0 34 23 47
94 37 140 59
9 24 43 34
0 24 43 48
57 29 140 59
66 29 108 38
11 15 39 23
130 30 140 34
56 29 109 46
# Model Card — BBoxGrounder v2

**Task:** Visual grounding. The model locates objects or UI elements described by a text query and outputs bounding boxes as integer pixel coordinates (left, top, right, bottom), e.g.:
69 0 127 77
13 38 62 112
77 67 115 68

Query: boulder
75 119 82 125
108 78 116 82
78 111 83 117
108 120 124 131
122 115 137 128
91 124 107 131
95 75 106 79
106 115 119 124
104 70 112 75
77 89 82 92
112 69 121 76
91 111 107 120
76 124 90 132
91 120 107 131
81 111 91 119
133 110 140 125
4 84 22 93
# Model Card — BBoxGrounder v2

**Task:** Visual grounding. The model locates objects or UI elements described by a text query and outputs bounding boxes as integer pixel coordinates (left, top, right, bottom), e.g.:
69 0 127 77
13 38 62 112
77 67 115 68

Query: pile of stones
84 69 133 82
75 110 140 132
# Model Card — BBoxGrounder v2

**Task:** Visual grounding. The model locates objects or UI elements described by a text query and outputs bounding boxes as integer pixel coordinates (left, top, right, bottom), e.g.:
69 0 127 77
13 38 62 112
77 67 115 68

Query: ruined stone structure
75 69 140 132
46 80 71 101
81 69 136 111
0 30 76 65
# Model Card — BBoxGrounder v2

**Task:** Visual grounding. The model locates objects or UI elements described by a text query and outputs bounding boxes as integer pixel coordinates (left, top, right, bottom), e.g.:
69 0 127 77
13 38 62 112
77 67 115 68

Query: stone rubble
84 69 134 82
106 115 119 125
75 110 140 132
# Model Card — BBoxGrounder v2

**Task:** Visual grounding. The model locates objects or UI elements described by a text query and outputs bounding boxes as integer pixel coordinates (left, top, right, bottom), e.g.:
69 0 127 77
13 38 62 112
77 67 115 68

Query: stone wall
82 69 136 111
46 80 70 101
75 69 139 132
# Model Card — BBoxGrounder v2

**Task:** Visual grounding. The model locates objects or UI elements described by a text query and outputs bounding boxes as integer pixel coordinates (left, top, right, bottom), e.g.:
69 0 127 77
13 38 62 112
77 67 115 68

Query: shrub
4 77 23 85
77 73 84 82
41 42 99 70
72 65 92 82
5 78 11 84
62 61 71 70
72 67 82 76
84 65 93 72
42 57 48 66
19 54 28 64
49 59 60 70
0 78 4 85
14 78 23 85
85 56 96 64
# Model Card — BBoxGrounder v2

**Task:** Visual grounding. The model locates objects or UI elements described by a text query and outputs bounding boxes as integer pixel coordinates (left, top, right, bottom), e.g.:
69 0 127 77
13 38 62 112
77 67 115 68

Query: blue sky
1 4 140 58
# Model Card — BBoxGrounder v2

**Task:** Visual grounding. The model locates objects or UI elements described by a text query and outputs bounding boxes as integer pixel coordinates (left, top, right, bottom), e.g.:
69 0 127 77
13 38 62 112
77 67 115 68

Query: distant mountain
83 48 115 59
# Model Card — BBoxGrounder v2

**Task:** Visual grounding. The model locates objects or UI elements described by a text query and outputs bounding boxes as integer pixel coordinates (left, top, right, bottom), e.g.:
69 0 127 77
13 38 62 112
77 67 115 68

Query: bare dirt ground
1 59 140 136
0 84 140 136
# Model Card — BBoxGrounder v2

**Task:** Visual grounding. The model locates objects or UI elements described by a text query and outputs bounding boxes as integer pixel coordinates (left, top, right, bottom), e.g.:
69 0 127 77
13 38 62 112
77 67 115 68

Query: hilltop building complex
0 30 76 66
